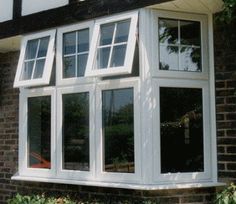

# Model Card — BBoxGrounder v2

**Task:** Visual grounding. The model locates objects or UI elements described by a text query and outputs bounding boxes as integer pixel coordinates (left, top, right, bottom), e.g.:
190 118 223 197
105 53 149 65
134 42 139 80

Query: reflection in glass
102 88 134 173
97 47 111 69
77 54 88 77
37 37 50 58
63 32 76 55
159 18 202 72
63 56 76 78
180 47 201 72
160 87 204 173
28 96 51 169
78 29 89 53
63 93 89 171
160 45 179 71
180 21 201 46
33 59 45 79
159 19 178 44
25 39 38 60
100 24 115 46
21 61 34 80
110 45 127 67
115 20 130 43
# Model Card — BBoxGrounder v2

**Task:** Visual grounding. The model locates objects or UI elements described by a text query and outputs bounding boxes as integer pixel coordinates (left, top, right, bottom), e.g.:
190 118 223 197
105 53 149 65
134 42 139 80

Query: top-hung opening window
14 30 56 88
85 11 138 77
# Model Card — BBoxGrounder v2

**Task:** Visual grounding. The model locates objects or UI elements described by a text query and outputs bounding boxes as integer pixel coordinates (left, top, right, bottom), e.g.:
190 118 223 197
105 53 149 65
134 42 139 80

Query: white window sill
12 174 225 190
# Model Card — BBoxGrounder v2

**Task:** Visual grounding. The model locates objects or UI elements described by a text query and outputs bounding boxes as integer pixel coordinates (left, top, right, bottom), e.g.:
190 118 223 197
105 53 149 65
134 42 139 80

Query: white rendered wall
0 0 13 22
22 0 69 16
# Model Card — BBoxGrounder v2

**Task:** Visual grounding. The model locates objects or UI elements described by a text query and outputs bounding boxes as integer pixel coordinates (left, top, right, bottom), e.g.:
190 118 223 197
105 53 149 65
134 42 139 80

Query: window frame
19 87 56 178
152 10 209 80
95 78 142 183
14 29 56 88
85 11 139 77
56 21 94 86
56 85 96 180
152 79 212 183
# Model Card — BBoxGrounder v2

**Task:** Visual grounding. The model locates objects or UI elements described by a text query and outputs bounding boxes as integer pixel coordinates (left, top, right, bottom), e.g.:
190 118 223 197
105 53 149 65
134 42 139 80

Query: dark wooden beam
0 0 173 39
13 0 22 19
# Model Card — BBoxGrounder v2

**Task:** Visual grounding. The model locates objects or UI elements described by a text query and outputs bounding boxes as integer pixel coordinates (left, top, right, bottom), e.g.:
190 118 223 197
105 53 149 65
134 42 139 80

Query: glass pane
180 47 201 72
63 93 90 171
180 21 201 46
37 37 50 58
114 20 130 43
25 39 39 60
21 61 34 80
160 87 204 173
63 32 76 55
28 96 51 169
102 88 134 173
97 47 111 69
78 29 89 53
160 45 179 70
110 45 127 67
100 23 115 45
77 54 88 77
33 59 45 79
159 19 178 45
63 56 76 78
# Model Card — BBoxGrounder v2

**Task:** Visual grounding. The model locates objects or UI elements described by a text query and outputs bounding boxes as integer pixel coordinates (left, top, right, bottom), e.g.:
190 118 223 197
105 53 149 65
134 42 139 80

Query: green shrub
216 183 236 204
8 194 76 204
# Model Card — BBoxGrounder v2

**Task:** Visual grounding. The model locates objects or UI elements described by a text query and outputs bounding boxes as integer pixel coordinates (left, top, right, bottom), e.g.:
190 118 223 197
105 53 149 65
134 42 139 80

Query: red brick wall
214 22 236 184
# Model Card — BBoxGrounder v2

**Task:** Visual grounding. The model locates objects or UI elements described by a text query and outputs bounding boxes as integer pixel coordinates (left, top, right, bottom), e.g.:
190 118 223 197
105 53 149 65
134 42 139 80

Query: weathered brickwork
1 18 235 203
214 21 236 184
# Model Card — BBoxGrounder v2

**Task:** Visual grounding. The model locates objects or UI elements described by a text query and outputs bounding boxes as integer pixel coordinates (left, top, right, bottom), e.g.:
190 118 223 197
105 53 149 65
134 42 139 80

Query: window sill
12 174 225 190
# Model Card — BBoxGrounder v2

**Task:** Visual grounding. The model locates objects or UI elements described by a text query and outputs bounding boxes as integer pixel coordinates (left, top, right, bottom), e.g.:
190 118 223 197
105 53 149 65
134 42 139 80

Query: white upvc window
85 11 138 77
56 85 95 180
95 79 141 183
14 8 218 189
14 30 56 88
19 87 56 178
56 21 94 86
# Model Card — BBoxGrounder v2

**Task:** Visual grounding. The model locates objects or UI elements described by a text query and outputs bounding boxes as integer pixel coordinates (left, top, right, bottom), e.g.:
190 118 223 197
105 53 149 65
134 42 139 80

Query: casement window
14 9 218 189
85 11 138 77
14 30 56 87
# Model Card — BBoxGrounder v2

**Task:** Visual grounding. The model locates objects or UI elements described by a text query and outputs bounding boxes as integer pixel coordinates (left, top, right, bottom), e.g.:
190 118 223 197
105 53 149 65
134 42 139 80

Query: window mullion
178 20 181 71
75 31 78 77
31 39 41 79
107 23 117 69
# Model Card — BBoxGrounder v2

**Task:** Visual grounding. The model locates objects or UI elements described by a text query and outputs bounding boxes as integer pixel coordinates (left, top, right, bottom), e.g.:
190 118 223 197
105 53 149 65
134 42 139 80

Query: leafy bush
216 183 236 204
8 194 76 204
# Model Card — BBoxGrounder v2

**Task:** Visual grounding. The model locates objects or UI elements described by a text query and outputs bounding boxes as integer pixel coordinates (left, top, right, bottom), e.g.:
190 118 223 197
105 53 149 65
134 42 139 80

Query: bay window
14 9 217 189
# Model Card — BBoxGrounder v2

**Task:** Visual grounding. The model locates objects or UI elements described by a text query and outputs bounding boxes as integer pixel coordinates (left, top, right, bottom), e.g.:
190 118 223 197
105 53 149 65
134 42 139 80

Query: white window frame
152 79 212 183
14 29 56 88
56 85 96 180
152 10 209 80
85 11 138 77
19 87 56 178
56 21 95 86
95 78 142 183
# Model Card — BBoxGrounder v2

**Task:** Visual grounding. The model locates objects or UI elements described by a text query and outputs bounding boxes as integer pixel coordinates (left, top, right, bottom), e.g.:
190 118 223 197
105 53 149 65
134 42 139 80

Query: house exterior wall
0 0 13 22
0 16 234 204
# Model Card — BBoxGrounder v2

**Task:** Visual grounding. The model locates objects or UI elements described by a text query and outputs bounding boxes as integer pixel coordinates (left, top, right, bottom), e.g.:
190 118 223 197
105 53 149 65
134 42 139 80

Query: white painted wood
22 0 69 16
150 0 223 14
0 0 13 22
